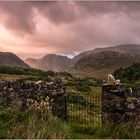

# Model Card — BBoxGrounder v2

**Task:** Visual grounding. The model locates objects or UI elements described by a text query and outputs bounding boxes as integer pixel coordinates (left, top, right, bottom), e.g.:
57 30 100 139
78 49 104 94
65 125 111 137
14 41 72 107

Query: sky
0 1 140 59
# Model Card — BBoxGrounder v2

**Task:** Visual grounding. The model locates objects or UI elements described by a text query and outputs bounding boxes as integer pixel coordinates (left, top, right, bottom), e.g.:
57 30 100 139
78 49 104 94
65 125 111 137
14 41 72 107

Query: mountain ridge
74 50 140 71
0 52 30 68
25 44 140 72
72 44 140 64
1 44 140 74
25 54 71 72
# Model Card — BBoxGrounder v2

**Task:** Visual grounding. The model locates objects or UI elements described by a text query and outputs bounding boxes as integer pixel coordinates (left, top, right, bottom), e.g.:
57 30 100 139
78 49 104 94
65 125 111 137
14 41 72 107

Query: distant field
0 74 38 81
70 69 111 79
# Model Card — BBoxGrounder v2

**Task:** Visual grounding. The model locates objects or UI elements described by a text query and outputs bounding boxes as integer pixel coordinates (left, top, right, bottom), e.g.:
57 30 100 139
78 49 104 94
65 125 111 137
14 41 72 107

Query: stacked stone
125 87 140 123
102 84 126 123
102 84 140 124
0 79 67 120
49 78 67 120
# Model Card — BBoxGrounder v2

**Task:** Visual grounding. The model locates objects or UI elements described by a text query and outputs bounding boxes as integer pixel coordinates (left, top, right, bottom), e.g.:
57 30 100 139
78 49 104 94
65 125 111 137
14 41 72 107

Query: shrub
113 63 140 83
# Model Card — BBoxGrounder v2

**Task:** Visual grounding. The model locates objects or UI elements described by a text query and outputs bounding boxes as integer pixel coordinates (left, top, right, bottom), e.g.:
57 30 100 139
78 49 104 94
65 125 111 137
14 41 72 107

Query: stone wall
0 79 67 120
125 87 140 123
102 84 140 124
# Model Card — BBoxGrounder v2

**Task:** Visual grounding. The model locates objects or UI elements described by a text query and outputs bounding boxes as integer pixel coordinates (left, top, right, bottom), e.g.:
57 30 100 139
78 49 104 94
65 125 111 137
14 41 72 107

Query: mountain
24 58 39 69
25 54 71 72
72 44 140 64
74 51 140 71
25 44 140 75
0 52 29 68
71 44 140 77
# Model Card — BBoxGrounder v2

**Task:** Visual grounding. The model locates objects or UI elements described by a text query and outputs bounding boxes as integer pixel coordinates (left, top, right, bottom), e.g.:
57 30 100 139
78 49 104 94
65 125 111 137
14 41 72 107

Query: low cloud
0 1 140 58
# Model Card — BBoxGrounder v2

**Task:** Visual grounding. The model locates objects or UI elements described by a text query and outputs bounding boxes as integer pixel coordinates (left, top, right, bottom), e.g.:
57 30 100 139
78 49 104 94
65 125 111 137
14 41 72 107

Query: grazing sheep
107 74 121 85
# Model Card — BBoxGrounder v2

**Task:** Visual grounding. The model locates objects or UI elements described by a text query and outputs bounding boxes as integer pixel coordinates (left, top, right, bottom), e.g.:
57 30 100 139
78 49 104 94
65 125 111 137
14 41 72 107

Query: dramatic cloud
0 1 140 59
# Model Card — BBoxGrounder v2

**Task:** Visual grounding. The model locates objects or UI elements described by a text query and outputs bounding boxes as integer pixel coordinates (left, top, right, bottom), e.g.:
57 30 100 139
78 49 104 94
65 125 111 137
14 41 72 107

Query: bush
59 72 72 78
113 63 140 83
0 66 57 78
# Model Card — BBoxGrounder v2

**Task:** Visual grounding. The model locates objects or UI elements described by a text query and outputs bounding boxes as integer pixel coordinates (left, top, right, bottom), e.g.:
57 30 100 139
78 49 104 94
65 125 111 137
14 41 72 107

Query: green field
0 65 140 139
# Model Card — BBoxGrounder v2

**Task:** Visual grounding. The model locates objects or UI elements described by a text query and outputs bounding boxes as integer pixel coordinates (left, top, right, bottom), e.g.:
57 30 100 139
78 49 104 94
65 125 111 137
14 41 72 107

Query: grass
67 91 140 139
67 122 98 139
0 94 139 139
0 71 139 139
95 123 140 139
70 69 109 78
0 106 70 139
67 121 140 139
0 74 39 81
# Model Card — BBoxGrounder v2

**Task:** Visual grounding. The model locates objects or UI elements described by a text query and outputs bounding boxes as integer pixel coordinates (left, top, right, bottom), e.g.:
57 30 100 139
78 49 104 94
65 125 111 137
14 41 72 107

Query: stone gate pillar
125 87 140 124
102 84 126 123
50 78 67 120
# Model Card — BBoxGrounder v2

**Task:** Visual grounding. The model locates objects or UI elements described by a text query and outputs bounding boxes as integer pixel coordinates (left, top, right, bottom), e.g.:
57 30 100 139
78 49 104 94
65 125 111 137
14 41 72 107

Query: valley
0 62 139 138
0 1 140 139
0 45 140 139
24 44 140 77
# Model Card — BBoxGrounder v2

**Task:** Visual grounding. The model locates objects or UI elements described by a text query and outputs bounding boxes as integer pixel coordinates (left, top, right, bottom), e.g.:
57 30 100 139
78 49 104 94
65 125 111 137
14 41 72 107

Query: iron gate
67 93 102 126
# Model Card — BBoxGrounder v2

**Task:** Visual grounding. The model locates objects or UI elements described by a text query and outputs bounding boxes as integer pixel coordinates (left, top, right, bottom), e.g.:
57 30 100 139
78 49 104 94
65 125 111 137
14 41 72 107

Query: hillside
75 51 140 70
113 63 140 83
72 44 140 64
24 58 40 69
0 52 29 68
25 54 71 72
74 51 140 74
25 44 140 74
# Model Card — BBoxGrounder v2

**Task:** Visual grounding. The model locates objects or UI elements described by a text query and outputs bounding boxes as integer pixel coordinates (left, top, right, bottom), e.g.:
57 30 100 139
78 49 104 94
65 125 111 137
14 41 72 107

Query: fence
0 80 102 125
67 94 102 126
1 80 140 126
67 84 140 127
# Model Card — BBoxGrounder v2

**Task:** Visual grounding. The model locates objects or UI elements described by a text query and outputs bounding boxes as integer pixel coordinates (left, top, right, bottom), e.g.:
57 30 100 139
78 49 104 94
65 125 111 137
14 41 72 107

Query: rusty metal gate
67 93 102 126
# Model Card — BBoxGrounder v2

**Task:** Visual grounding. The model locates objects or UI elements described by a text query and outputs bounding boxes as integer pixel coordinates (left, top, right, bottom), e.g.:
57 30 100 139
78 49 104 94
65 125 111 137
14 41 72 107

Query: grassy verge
67 121 140 139
0 106 70 139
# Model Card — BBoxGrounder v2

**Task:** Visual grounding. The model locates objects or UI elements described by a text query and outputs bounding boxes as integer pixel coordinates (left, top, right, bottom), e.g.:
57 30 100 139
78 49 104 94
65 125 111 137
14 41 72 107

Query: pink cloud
0 1 140 59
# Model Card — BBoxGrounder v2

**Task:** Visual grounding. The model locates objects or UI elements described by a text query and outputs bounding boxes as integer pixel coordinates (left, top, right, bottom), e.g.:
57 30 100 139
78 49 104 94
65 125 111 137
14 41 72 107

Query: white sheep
107 74 120 85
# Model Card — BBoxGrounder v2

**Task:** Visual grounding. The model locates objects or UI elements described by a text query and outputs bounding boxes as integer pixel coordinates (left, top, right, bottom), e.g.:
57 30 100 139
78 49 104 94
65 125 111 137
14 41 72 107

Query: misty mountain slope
0 52 29 68
25 44 140 73
72 44 140 64
93 44 140 55
74 51 140 71
25 54 71 72
24 58 39 69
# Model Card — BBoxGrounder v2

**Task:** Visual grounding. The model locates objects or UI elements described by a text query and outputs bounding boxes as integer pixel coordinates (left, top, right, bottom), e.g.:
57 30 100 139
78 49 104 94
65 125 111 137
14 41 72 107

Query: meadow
0 65 140 139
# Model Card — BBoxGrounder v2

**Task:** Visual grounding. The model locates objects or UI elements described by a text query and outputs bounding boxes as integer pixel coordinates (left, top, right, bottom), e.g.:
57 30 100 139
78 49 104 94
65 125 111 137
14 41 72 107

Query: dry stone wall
0 79 67 120
102 84 140 124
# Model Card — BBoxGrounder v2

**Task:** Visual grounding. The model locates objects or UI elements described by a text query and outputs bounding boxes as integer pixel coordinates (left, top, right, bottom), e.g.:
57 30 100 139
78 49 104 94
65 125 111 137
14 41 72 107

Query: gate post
102 84 126 123
50 78 68 120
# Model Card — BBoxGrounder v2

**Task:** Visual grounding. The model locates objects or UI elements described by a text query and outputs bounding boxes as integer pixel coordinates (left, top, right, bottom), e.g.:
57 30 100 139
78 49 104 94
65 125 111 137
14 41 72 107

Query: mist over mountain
25 44 140 73
72 44 140 64
1 44 140 74
0 52 29 68
25 54 71 72
75 50 140 71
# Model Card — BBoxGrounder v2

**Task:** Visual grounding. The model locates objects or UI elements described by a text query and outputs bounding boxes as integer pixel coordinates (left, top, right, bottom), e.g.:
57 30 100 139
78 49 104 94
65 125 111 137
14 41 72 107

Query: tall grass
0 107 70 139
68 121 140 139
24 108 70 139
94 123 140 139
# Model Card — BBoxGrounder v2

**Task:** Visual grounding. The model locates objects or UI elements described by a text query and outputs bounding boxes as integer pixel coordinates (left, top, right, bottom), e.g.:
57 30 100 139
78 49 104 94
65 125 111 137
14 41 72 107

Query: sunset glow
0 1 140 59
